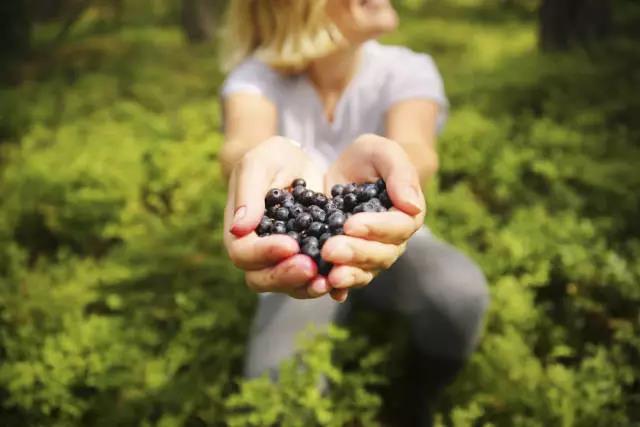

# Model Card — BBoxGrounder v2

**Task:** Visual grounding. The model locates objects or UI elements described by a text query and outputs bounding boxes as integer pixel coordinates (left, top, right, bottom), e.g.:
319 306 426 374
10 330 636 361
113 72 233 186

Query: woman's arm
385 99 440 185
219 93 278 180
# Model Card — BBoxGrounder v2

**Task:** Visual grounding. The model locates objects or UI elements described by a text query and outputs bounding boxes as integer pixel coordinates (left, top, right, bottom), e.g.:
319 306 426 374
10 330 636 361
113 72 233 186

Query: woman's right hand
223 136 332 299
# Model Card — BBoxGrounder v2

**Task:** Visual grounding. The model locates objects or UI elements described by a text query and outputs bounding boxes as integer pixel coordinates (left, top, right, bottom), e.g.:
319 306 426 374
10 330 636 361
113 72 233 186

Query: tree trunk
181 0 219 43
539 0 612 51
0 1 32 62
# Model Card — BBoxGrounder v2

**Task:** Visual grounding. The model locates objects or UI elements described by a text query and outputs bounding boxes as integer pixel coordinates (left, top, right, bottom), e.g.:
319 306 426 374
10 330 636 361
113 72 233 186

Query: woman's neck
307 45 364 95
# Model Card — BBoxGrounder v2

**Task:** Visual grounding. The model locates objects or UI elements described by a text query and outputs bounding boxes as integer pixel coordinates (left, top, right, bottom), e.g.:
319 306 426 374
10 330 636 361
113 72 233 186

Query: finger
358 134 425 217
245 254 317 293
322 235 404 270
330 288 349 303
288 276 332 299
328 265 375 289
230 156 272 237
344 210 420 245
228 233 299 270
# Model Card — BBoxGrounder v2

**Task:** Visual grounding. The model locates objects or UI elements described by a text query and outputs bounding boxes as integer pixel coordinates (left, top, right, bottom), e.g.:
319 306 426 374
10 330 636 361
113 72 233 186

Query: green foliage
1 0 639 425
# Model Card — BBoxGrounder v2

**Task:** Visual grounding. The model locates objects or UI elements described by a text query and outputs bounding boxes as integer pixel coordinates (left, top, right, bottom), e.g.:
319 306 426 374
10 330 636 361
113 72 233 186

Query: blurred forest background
1 0 639 426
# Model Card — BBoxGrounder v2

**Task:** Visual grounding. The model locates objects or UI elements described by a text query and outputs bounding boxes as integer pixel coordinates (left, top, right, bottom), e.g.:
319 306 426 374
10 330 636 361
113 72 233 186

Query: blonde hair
220 0 345 74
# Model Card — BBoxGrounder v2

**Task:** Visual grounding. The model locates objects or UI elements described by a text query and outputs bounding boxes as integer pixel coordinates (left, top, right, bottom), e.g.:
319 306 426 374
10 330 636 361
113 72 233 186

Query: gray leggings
244 227 490 384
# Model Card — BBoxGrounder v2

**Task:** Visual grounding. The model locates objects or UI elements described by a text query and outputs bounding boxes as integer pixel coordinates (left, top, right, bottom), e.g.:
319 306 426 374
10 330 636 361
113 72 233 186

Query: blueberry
302 243 320 258
287 218 296 230
282 199 295 210
343 193 358 211
375 205 387 212
369 197 381 207
308 205 326 222
324 200 339 214
267 206 279 218
375 178 386 192
313 193 328 207
343 183 357 194
274 207 289 221
363 201 378 213
331 184 344 197
378 191 392 208
287 230 300 241
352 203 365 214
317 259 333 276
307 221 325 237
358 183 378 202
256 217 273 236
289 203 305 217
331 226 344 236
273 221 287 234
292 185 306 200
265 188 285 207
320 223 330 235
301 236 319 248
300 189 316 206
333 195 345 211
293 212 313 231
328 211 346 230
319 233 331 247
292 178 306 188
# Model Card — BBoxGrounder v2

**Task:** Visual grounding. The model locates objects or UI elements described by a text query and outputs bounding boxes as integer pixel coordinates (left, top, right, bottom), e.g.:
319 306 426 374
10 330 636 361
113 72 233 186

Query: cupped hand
223 136 331 299
322 134 426 302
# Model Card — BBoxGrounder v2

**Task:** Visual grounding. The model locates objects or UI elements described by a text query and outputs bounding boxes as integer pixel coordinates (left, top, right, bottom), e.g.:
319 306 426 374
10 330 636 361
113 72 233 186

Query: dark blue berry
309 205 326 222
343 183 357 194
319 233 331 247
292 185 306 200
331 226 344 236
328 211 346 230
256 217 273 236
375 205 386 212
287 218 296 230
289 203 305 217
317 259 333 276
287 230 300 241
265 188 285 207
292 178 306 188
301 236 319 248
267 206 279 218
331 184 345 197
273 221 287 234
313 193 328 207
308 221 325 237
293 212 313 231
378 191 392 209
363 201 378 213
301 189 316 206
332 195 344 211
352 203 365 214
302 243 320 258
343 193 358 211
358 183 378 202
274 207 289 221
324 200 339 214
375 178 386 192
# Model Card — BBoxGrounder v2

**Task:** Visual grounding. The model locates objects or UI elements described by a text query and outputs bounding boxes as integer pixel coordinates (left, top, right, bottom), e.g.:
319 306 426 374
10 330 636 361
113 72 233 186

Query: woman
219 0 489 422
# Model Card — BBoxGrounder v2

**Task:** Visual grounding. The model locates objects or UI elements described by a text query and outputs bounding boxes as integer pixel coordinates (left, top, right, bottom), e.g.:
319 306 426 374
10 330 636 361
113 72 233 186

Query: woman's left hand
322 134 426 302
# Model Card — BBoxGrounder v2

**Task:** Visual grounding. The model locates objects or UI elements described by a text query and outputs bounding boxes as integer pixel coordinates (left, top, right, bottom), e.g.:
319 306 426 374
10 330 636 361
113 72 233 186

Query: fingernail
232 206 247 225
402 187 422 213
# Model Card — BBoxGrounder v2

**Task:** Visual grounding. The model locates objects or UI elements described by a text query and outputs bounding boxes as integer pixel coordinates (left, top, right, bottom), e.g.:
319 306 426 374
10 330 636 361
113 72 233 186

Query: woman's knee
399 233 490 359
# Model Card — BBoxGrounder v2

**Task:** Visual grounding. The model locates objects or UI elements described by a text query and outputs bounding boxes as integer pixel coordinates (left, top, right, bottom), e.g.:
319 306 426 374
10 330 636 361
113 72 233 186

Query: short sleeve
220 58 281 105
384 48 449 132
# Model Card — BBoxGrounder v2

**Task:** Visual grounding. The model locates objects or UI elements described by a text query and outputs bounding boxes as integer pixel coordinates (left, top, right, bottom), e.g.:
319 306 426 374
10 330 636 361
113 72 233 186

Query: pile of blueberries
257 178 393 276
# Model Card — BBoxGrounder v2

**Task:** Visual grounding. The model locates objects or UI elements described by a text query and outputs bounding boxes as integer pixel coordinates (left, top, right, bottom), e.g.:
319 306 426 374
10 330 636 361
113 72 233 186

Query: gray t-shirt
220 40 448 170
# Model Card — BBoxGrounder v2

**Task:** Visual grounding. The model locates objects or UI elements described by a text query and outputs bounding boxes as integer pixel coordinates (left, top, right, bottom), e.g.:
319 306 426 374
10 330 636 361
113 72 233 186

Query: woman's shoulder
220 56 286 102
365 41 439 76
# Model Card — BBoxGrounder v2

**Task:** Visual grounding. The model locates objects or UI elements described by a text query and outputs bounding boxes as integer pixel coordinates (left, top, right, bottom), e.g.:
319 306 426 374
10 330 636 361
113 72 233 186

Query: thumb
370 138 425 216
230 160 271 237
